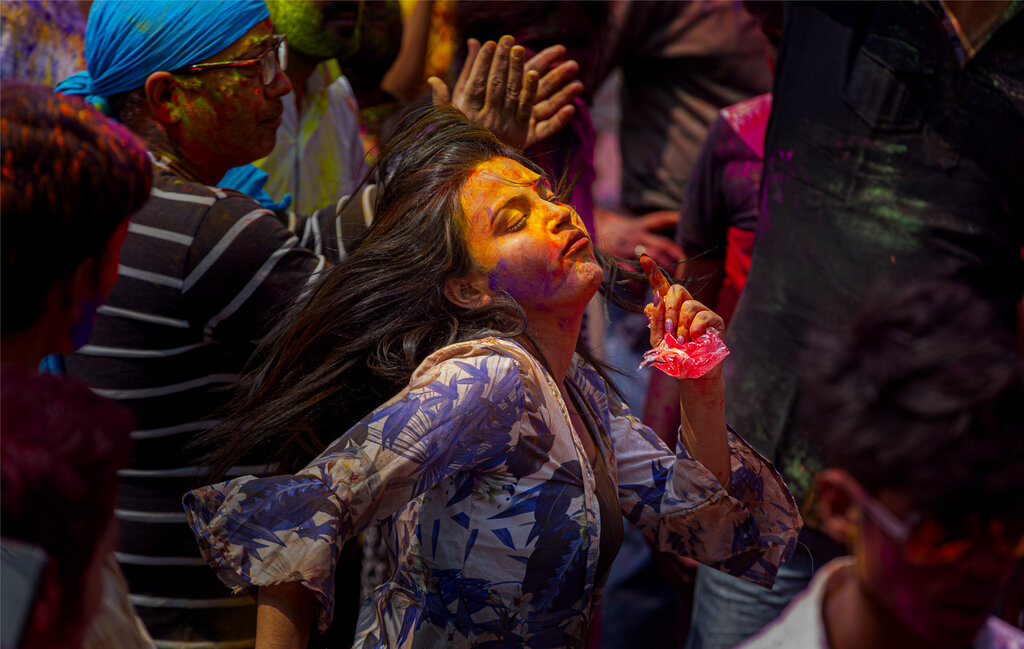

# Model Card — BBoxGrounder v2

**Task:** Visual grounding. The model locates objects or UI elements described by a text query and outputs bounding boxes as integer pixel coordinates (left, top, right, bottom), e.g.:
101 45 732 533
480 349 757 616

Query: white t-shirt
739 557 1024 649
256 58 366 216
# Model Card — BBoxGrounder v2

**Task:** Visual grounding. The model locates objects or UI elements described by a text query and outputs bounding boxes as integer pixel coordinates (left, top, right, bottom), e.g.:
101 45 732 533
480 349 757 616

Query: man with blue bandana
57 2 321 645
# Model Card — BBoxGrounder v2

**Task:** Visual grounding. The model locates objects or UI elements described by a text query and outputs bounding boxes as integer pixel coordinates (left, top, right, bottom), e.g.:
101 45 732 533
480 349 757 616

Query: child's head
802 280 1024 646
1 81 151 348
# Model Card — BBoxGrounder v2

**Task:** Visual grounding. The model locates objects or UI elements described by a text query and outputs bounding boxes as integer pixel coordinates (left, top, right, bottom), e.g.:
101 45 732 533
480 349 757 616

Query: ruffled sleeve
610 395 801 589
183 344 526 631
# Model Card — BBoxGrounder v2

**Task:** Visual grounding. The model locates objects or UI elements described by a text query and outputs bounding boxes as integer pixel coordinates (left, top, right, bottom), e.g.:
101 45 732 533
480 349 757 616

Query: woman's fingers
663 285 684 338
640 253 671 298
666 296 722 342
641 253 722 344
688 308 725 340
674 296 719 342
662 285 698 341
648 291 667 348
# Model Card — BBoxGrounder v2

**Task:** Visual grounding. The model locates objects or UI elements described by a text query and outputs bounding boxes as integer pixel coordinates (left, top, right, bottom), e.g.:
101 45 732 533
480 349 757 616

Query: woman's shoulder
410 337 543 385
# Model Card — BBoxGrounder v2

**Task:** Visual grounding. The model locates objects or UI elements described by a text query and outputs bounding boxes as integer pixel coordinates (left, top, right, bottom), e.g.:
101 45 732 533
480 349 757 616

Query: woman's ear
444 272 493 310
816 468 860 549
145 72 182 125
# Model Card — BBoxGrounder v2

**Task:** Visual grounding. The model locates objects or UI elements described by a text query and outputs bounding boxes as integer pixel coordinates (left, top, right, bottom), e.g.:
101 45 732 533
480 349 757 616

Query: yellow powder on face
458 158 542 271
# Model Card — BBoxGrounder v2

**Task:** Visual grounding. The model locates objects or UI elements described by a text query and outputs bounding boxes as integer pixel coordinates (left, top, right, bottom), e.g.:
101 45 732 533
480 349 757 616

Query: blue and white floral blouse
184 337 800 648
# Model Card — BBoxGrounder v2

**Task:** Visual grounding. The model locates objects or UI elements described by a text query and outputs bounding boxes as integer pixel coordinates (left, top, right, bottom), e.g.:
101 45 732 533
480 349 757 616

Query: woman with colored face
185 106 800 649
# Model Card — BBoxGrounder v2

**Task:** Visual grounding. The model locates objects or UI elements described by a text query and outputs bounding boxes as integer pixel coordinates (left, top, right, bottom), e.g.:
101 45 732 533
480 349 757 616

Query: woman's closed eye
493 194 534 234
504 210 528 232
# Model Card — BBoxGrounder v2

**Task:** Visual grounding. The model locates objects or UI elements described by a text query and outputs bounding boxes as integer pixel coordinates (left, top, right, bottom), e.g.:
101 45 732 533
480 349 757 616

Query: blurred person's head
56 0 293 186
331 0 403 106
802 280 1024 648
742 1 782 72
266 0 365 62
1 370 133 649
0 80 151 366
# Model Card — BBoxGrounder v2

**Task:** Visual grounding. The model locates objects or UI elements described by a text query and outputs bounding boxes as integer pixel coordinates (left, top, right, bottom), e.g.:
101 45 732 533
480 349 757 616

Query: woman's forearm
677 373 731 491
256 582 316 649
639 252 731 488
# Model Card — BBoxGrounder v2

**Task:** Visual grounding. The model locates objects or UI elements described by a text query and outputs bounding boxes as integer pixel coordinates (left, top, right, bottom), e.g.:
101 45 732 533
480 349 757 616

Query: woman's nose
547 200 574 230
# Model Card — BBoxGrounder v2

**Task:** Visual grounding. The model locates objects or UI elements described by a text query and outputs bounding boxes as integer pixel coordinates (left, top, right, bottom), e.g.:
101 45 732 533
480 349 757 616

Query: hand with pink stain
428 35 583 150
639 253 729 379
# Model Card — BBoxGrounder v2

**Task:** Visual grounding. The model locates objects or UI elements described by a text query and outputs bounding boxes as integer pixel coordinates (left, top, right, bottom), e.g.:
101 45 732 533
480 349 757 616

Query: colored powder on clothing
0 0 86 87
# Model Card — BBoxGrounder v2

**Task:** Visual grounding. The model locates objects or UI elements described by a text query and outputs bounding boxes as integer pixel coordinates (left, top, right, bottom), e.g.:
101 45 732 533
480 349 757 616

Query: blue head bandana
56 0 269 115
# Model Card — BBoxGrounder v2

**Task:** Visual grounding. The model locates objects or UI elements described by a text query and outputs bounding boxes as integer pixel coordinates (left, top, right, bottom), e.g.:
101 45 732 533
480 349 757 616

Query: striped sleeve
181 194 324 342
294 183 376 263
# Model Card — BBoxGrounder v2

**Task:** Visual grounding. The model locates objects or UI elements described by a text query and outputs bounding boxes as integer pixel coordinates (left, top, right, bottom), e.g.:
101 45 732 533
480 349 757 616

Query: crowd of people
1 1 1021 649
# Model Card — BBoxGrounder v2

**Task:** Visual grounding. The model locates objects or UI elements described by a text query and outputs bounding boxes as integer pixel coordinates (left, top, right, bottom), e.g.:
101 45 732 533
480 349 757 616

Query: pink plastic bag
638 329 729 379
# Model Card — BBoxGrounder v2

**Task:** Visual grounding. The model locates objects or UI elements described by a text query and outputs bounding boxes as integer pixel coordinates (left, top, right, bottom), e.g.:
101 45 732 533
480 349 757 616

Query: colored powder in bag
638 329 729 379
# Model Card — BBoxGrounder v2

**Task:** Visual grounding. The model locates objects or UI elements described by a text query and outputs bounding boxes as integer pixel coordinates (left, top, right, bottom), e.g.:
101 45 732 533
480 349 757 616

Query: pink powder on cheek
864 527 954 643
488 235 564 296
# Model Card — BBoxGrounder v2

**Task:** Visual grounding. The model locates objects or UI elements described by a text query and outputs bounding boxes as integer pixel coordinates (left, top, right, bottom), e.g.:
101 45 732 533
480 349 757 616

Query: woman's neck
523 308 584 386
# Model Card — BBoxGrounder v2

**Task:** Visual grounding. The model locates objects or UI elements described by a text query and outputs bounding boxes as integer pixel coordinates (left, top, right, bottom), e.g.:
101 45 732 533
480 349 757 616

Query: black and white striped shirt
66 156 330 648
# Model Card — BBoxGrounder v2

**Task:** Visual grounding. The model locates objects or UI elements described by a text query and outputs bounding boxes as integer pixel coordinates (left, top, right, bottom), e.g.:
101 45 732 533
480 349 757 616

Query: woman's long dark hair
199 105 647 479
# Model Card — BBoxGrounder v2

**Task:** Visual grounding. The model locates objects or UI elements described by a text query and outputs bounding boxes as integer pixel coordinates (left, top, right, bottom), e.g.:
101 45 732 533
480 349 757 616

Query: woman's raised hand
428 36 583 150
641 254 724 350
640 258 729 486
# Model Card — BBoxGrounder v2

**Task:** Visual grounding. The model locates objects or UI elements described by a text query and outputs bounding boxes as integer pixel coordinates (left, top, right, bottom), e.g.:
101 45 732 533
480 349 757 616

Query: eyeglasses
179 35 287 86
842 474 1024 565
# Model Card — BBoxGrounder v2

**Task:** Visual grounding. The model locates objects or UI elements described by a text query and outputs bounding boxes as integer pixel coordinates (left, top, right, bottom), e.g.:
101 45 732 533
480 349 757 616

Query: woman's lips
563 231 591 256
